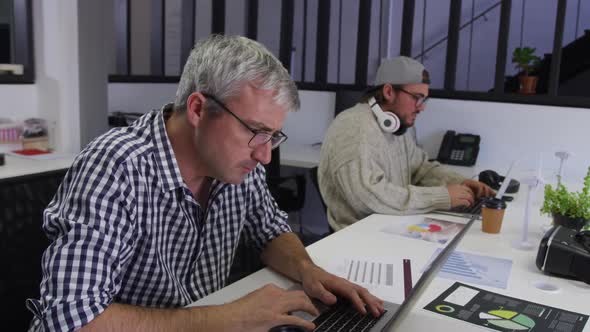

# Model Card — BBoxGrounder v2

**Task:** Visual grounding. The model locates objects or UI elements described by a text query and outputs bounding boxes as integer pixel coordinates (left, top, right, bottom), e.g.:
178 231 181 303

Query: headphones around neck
368 97 407 135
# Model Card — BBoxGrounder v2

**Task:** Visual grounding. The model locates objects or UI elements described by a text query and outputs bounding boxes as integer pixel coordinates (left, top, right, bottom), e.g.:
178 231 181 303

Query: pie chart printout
424 283 588 332
479 310 535 330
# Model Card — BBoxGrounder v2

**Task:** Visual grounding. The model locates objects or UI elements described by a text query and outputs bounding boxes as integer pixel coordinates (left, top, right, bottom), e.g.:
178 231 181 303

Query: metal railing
414 1 502 60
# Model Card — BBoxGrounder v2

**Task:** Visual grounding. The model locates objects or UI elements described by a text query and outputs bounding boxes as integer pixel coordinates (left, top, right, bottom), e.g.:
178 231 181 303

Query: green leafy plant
541 167 590 220
512 47 541 76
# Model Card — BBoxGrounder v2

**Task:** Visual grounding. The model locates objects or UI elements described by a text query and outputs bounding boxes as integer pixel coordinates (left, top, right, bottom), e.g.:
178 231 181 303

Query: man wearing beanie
318 56 494 231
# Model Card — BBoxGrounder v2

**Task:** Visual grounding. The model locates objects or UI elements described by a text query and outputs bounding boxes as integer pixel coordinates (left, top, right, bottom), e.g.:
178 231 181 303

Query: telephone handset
437 130 480 166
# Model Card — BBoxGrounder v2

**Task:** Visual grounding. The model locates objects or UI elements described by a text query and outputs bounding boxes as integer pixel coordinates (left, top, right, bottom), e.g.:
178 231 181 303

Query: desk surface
189 183 589 330
0 154 75 180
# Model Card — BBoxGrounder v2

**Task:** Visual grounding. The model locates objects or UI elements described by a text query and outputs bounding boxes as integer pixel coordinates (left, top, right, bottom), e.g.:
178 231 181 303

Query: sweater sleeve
407 138 466 186
333 154 451 216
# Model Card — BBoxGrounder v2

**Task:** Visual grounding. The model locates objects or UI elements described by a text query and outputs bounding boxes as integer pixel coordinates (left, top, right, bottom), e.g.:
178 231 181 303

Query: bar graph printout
425 249 512 289
327 257 396 288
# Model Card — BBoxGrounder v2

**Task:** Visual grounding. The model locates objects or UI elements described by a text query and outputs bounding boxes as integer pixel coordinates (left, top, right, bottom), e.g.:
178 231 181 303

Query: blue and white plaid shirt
27 105 291 331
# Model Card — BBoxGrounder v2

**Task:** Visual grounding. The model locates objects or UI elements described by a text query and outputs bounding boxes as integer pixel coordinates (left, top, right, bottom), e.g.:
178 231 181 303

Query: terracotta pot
518 75 538 94
553 213 588 230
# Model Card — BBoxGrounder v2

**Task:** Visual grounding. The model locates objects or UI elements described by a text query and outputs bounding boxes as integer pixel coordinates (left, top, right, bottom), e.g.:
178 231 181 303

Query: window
109 0 590 108
0 0 34 83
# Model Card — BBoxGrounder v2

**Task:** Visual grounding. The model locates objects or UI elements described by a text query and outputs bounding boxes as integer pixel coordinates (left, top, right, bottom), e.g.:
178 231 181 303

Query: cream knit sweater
318 103 466 231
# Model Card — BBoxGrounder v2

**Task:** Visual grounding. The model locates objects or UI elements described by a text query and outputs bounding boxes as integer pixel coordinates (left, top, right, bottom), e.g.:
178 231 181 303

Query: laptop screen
382 215 479 330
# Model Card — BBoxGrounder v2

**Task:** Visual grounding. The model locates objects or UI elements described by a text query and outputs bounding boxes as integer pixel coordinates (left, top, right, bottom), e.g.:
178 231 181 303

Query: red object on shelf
11 149 50 156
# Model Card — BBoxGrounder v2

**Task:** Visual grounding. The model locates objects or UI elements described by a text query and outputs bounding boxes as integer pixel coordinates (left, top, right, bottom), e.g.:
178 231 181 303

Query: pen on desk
403 259 412 299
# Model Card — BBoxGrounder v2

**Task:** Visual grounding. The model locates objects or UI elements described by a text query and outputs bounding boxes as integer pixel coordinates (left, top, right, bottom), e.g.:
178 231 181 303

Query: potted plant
512 47 541 94
540 167 590 230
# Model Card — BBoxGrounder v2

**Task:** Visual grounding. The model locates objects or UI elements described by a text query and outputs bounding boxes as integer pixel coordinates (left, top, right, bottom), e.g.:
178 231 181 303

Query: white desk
0 154 75 180
189 185 590 330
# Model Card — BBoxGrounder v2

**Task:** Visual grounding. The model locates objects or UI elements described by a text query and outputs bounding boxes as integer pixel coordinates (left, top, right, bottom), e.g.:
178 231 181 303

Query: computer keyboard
312 301 386 332
434 196 489 219
449 196 488 215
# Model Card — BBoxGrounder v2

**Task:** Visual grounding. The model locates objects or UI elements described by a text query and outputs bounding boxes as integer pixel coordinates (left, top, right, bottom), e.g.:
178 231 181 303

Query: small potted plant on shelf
512 46 541 94
540 167 590 230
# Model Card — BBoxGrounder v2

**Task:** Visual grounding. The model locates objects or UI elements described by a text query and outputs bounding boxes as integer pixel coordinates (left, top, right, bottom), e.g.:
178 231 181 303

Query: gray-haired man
28 35 384 332
319 56 494 232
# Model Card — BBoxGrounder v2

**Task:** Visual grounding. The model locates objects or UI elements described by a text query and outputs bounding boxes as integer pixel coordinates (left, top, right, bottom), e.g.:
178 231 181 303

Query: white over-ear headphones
369 97 401 134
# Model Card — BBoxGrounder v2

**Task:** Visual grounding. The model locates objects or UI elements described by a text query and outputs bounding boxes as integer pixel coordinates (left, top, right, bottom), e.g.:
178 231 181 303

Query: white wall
283 90 335 145
0 0 80 153
107 85 336 147
33 0 81 153
417 98 590 181
108 83 178 114
0 0 111 153
0 85 38 120
107 84 590 182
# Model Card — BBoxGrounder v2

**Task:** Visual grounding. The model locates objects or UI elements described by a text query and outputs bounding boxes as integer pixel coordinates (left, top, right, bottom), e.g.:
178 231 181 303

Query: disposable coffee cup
481 198 507 234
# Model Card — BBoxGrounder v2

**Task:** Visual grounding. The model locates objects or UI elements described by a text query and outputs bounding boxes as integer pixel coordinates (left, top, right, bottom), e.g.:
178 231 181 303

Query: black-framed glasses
202 93 288 150
396 87 429 107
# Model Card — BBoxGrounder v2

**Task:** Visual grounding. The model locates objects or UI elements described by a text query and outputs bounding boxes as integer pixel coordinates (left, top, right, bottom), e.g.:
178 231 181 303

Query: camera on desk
536 226 590 284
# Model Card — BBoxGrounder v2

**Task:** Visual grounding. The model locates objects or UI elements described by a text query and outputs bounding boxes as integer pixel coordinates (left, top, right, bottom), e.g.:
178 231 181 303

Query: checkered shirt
26 105 291 331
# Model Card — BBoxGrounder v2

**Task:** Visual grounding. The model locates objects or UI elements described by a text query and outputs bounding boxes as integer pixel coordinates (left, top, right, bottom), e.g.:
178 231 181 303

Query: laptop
298 214 479 332
434 162 517 220
432 196 487 220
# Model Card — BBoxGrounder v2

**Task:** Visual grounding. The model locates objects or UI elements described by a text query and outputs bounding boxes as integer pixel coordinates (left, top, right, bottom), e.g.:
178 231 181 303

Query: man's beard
393 123 408 136
388 104 411 136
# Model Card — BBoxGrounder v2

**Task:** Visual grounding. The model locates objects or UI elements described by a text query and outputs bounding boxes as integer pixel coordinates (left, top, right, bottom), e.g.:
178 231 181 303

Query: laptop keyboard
448 196 487 215
312 301 386 332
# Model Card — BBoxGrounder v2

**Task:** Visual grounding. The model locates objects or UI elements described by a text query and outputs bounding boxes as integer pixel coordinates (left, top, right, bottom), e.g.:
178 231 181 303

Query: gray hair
174 34 300 113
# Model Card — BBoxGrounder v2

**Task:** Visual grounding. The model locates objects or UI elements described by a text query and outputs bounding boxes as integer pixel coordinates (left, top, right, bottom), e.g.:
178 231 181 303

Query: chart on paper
344 259 395 287
425 249 512 289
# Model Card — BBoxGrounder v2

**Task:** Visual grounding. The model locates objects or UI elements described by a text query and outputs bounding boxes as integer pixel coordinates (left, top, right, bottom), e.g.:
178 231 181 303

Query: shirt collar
152 103 185 191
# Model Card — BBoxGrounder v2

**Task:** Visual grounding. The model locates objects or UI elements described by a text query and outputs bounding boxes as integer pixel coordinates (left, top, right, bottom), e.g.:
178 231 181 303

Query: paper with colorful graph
380 217 465 245
425 282 588 332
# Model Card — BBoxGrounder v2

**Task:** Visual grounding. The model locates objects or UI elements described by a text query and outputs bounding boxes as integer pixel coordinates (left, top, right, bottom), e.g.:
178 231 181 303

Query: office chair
309 166 334 234
0 169 67 330
265 147 307 232
108 111 143 128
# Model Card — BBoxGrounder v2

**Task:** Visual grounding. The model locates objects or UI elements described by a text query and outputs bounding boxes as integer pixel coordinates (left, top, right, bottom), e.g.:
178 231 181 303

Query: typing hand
298 261 385 318
227 284 319 332
461 179 495 199
447 184 475 208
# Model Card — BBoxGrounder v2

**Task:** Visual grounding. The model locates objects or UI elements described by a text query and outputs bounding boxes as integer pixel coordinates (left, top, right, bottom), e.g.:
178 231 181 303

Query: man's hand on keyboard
297 261 385 318
461 179 495 199
227 284 319 332
447 184 475 208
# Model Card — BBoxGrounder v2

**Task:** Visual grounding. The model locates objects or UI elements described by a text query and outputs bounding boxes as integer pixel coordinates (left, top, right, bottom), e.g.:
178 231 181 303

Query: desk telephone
437 130 480 166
